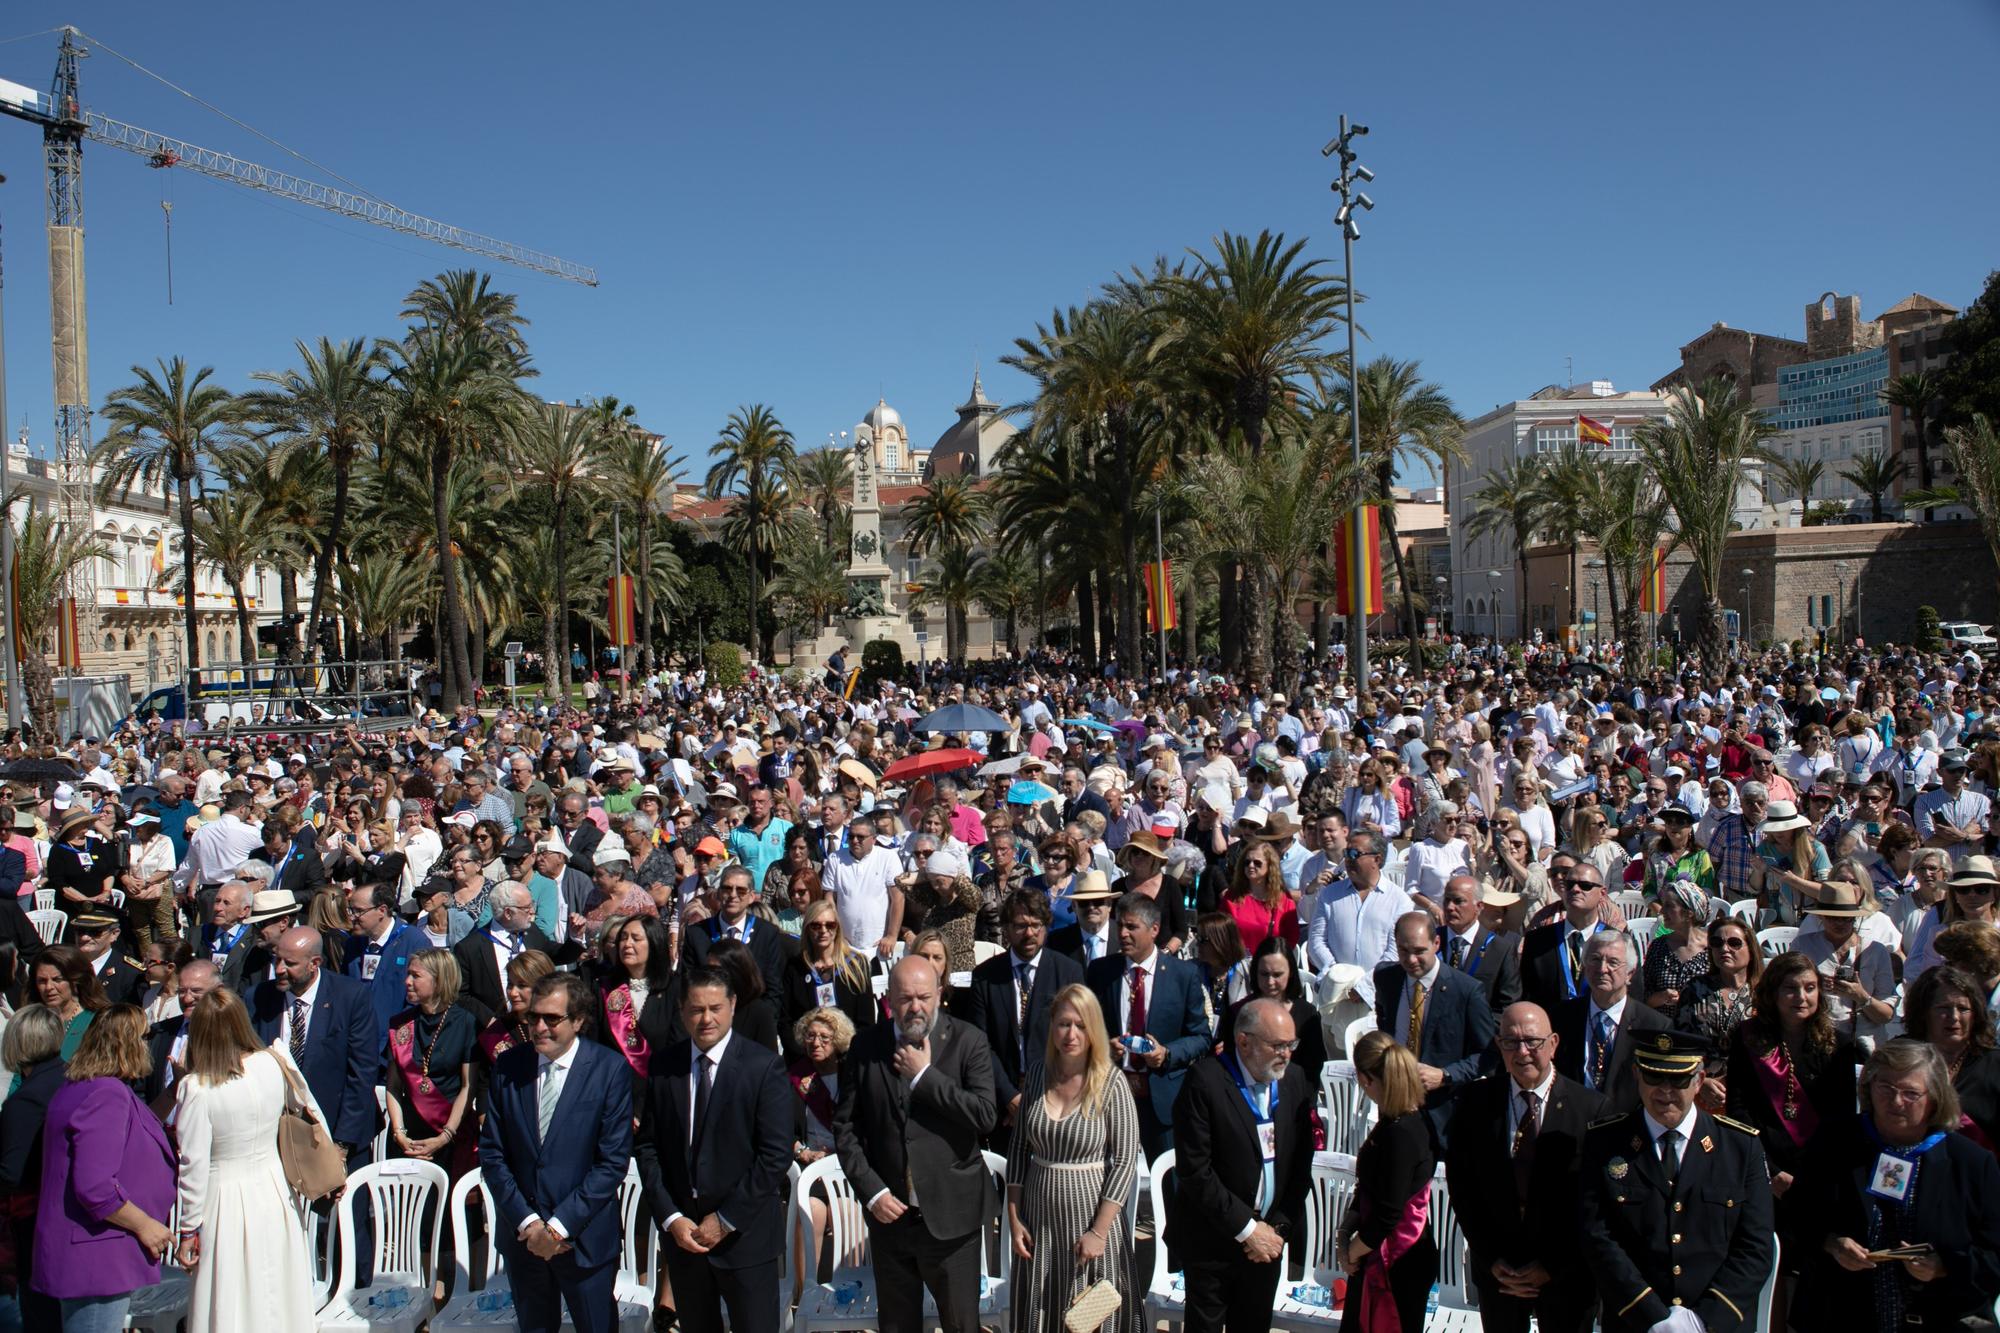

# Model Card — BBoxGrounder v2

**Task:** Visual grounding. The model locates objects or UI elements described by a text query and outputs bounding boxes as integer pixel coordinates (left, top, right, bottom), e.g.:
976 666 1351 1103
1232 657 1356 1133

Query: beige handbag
1065 1277 1121 1333
272 1047 348 1200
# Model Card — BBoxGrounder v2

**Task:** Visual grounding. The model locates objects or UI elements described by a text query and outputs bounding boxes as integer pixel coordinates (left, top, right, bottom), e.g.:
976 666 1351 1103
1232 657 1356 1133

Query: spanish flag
606 575 637 645
1577 414 1613 447
1333 507 1383 618
1143 561 1178 632
1637 547 1668 613
150 530 168 586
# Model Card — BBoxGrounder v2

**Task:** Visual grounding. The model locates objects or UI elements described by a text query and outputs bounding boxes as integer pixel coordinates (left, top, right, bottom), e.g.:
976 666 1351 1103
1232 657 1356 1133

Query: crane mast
46 29 94 659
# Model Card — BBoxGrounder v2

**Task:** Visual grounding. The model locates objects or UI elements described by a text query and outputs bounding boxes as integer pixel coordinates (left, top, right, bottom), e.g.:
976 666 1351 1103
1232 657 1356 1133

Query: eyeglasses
1497 1036 1549 1052
526 1010 575 1028
1637 1070 1698 1090
1248 1035 1300 1054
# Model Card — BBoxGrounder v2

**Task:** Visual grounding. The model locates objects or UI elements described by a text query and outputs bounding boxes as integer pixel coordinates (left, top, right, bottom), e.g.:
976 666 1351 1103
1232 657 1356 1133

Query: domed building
923 372 1016 479
854 398 928 481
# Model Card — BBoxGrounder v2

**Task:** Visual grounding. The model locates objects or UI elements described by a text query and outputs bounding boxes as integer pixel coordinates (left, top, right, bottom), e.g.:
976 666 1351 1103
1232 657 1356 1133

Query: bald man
249 926 381 1154
834 957 996 1333
142 960 219 1108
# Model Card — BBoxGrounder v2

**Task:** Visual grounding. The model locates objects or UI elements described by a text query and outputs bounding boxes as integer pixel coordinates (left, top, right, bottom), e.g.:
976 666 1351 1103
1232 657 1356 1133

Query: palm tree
515 401 605 695
766 542 849 640
973 547 1038 656
1573 463 1673 648
1356 358 1463 665
337 552 429 663
787 447 853 550
1880 370 1940 519
1768 455 1825 522
239 336 384 654
1528 446 1596 634
1838 450 1904 523
911 545 985 662
1637 378 1777 663
401 269 533 374
903 472 991 562
597 423 680 671
92 357 240 669
1463 455 1545 640
990 430 1115 661
217 438 321 630
186 489 266 661
1916 415 2000 598
1150 231 1351 668
706 405 795 661
3 502 109 733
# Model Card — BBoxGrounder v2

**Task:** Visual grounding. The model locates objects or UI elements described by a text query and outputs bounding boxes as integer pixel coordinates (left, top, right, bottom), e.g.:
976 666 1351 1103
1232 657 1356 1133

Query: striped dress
1005 1066 1143 1333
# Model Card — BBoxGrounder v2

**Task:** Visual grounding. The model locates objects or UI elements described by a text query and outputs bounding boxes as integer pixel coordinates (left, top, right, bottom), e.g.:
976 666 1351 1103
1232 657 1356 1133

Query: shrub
1913 606 1943 652
704 641 747 689
859 639 904 693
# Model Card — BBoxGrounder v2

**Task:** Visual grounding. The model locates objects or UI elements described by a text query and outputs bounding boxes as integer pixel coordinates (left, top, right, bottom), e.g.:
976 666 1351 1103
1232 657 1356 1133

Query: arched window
205 631 217 661
123 632 135 651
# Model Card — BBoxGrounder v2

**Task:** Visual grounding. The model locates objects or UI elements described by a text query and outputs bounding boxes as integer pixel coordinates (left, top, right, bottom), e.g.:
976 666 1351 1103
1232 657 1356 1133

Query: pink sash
1753 1044 1817 1147
601 981 651 1077
388 1017 456 1130
1355 1185 1431 1333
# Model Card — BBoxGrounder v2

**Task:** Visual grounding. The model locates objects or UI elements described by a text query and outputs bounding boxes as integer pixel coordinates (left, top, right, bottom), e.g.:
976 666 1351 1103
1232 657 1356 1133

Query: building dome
862 398 902 433
925 372 1015 480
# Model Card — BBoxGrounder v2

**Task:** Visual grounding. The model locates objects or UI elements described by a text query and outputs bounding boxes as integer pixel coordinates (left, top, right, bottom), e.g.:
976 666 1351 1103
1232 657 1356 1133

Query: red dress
1224 890 1300 955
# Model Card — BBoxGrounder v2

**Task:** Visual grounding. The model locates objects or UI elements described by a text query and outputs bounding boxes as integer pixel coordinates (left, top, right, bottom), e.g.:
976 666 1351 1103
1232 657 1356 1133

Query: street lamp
1833 561 1852 645
1432 575 1448 639
1486 569 1504 652
1739 566 1754 652
1583 558 1604 647
1324 115 1374 683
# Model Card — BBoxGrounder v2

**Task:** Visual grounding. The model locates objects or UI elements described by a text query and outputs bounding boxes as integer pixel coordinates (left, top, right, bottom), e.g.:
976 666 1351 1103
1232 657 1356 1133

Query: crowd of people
1 637 1999 1332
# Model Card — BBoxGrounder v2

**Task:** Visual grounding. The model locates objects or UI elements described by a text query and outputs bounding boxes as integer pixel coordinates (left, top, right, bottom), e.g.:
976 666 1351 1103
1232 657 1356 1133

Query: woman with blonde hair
778 899 877 1059
173 988 322 1330
1005 984 1141 1333
1340 1030 1438 1332
384 948 477 1181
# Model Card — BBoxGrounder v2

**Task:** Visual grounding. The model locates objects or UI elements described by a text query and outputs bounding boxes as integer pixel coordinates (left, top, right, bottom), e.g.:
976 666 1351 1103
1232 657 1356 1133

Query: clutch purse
1065 1278 1121 1333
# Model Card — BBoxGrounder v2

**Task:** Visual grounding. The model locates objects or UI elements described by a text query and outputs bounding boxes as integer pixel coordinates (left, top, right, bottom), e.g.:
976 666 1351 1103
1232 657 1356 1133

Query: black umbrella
0 757 82 784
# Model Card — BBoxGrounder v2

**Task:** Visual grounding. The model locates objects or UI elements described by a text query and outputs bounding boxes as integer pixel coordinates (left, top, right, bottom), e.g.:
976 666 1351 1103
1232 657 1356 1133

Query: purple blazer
33 1077 176 1299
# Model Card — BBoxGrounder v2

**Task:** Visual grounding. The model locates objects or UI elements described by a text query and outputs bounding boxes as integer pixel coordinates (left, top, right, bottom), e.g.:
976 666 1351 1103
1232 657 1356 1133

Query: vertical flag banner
150 530 168 587
1143 560 1178 632
606 575 636 646
1577 414 1612 446
1333 507 1384 618
1637 547 1668 613
53 597 80 670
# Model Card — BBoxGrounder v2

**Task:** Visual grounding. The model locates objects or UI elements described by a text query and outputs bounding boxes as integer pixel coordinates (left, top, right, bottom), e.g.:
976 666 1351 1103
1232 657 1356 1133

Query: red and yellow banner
53 598 80 670
1333 507 1383 618
1577 414 1612 447
606 575 637 645
1143 561 1178 632
1638 547 1668 613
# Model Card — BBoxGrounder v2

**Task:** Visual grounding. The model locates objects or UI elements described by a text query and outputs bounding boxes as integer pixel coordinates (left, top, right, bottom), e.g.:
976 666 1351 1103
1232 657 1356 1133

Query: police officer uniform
1577 1030 1774 1333
73 911 147 1007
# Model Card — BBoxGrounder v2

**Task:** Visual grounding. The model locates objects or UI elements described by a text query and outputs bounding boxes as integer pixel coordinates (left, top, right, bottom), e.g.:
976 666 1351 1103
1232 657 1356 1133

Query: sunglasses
1637 1070 1698 1090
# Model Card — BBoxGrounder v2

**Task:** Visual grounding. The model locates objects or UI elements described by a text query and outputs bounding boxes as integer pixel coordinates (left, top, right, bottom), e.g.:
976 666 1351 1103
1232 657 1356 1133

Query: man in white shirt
1304 830 1413 1005
172 789 267 917
1402 802 1471 906
1914 748 1990 857
821 820 905 958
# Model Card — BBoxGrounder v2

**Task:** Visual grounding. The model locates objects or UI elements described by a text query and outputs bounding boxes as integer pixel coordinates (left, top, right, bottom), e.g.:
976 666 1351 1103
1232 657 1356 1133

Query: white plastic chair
317 1158 448 1332
1269 1153 1355 1330
1317 1062 1376 1157
790 1155 881 1333
1380 860 1408 891
1342 1015 1378 1060
1425 1166 1481 1328
124 1198 191 1332
1143 1149 1186 1330
108 886 127 911
1755 1231 1782 1332
372 1086 390 1164
1609 889 1649 918
26 908 64 945
433 1170 513 1330
1758 926 1799 958
1625 917 1656 969
31 888 53 912
1726 898 1760 928
607 1159 657 1330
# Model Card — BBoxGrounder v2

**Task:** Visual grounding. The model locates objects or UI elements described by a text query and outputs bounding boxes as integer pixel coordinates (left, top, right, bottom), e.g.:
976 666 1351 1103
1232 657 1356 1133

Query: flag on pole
150 530 168 586
53 597 80 670
606 575 636 646
1576 414 1613 447
1143 561 1178 632
1333 507 1383 618
1637 547 1668 613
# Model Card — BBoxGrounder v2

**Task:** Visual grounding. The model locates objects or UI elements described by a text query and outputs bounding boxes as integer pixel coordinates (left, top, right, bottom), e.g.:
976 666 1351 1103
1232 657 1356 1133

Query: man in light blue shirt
1304 830 1413 1006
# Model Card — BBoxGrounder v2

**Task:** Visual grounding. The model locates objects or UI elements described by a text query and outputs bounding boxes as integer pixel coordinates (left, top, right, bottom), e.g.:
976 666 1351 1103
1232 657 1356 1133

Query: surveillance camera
1355 165 1375 183
1345 220 1362 241
1354 124 1369 136
1334 204 1351 226
1356 193 1375 211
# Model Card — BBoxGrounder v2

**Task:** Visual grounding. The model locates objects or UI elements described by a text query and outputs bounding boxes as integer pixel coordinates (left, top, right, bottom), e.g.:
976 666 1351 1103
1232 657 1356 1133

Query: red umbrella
882 748 982 782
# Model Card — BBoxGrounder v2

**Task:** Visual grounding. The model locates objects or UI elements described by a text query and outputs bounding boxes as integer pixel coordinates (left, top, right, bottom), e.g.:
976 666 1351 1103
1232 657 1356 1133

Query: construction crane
0 26 597 660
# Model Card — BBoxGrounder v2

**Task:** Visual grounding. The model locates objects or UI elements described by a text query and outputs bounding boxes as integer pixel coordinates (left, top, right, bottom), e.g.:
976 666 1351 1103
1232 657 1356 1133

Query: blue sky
0 1 1994 484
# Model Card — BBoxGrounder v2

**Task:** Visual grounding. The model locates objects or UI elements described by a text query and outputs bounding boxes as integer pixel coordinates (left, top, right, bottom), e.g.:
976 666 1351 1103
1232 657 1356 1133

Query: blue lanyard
1459 931 1494 976
709 915 754 946
1223 1054 1277 1121
1557 924 1599 1002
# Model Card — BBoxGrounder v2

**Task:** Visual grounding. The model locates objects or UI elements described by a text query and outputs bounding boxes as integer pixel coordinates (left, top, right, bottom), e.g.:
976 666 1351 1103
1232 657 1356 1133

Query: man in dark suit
1577 1030 1772 1333
555 793 604 877
254 818 328 904
1166 996 1317 1333
480 972 634 1333
1045 872 1119 968
1554 930 1668 1110
340 881 431 1048
140 959 219 1110
201 879 259 993
1445 1001 1607 1333
70 912 145 1007
1058 764 1112 827
236 888 299 998
1518 856 1609 1014
634 965 794 1333
1372 911 1497 1145
1438 875 1522 1011
1085 891 1214 1160
249 927 380 1156
452 881 557 1023
681 865 790 1003
833 956 996 1333
961 888 1084 1154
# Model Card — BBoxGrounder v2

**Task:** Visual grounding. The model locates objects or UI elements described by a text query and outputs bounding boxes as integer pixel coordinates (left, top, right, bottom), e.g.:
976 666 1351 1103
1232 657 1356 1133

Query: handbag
271 1046 348 1200
1065 1277 1121 1333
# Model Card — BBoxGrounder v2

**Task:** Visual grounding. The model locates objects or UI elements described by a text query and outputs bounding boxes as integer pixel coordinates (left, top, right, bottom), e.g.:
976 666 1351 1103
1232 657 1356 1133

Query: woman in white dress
172 986 323 1332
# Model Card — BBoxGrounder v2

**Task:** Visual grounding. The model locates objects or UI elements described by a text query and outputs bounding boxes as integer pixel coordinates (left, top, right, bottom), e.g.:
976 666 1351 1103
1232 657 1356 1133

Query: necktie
1085 934 1099 961
288 997 308 1063
1127 967 1148 1062
1407 980 1427 1060
1659 1128 1681 1187
537 1060 562 1142
1512 1087 1540 1200
1568 931 1585 988
1016 961 1033 1030
689 1052 714 1165
1591 1013 1611 1089
1449 936 1467 970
